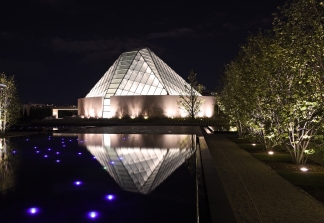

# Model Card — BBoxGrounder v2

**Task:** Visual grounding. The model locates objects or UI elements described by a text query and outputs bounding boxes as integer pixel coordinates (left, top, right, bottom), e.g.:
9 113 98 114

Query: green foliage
177 69 205 119
219 0 324 165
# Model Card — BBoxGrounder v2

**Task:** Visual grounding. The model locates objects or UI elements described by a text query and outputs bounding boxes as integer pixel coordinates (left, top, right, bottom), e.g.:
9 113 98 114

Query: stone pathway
204 133 324 223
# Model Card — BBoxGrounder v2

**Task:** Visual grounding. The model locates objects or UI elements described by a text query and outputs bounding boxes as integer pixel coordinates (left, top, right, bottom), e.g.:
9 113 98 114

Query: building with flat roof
78 48 214 119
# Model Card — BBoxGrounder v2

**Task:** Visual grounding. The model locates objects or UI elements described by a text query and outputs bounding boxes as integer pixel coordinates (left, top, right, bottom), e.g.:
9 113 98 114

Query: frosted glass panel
142 73 149 83
152 78 159 87
111 79 122 84
148 86 156 95
109 84 119 89
146 75 154 85
142 85 150 95
103 112 110 118
121 90 129 95
107 89 117 94
154 87 162 95
130 82 139 93
161 89 167 95
136 83 144 94
124 81 133 90
135 72 143 82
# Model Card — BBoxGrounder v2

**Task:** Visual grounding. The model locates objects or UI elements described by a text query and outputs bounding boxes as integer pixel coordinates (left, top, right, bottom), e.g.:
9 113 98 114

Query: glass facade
85 48 200 118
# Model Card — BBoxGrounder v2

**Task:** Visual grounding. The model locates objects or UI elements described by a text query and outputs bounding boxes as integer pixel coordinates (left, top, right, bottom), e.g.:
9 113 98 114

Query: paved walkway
203 133 324 223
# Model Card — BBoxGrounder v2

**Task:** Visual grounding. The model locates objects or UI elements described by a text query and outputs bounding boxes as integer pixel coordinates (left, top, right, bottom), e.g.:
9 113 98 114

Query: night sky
1 0 285 105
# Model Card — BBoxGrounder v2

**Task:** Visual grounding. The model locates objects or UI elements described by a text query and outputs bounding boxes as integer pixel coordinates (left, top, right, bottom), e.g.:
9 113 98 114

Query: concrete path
203 133 324 223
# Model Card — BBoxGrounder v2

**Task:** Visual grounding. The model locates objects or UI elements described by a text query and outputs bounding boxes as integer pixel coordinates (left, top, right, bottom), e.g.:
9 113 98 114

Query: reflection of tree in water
0 138 18 192
185 135 196 177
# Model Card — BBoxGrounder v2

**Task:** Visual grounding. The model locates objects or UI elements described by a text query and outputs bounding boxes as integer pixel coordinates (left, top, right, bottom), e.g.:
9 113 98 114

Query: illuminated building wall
78 47 214 118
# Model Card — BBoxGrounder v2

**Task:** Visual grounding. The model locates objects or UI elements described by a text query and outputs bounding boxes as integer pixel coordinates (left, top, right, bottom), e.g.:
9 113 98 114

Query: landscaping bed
231 138 324 204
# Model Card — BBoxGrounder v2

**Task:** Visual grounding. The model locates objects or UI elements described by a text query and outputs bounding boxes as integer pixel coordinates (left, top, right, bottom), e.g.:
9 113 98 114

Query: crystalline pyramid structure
85 47 200 118
78 134 196 194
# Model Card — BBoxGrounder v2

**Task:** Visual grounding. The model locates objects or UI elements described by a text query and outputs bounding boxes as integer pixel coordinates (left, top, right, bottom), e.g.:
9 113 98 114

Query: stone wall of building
78 97 103 118
110 95 214 118
78 95 214 119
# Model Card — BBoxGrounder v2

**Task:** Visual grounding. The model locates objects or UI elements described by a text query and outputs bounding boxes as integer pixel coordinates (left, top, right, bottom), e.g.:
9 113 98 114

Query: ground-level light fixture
268 151 274 155
300 167 308 172
252 143 256 146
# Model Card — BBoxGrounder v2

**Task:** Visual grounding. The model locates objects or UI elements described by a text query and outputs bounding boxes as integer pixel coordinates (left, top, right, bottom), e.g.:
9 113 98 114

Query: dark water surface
0 134 196 223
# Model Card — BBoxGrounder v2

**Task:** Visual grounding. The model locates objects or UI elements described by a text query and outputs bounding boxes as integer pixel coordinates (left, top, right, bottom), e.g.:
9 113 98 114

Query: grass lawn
230 137 324 204
252 153 292 162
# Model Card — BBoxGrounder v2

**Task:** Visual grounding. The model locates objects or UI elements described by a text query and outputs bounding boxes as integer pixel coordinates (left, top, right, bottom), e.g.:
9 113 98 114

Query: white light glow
300 167 308 172
268 151 274 155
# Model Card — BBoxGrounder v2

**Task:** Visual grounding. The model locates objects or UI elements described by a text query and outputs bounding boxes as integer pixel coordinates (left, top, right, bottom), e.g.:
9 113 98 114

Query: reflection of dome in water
79 134 196 194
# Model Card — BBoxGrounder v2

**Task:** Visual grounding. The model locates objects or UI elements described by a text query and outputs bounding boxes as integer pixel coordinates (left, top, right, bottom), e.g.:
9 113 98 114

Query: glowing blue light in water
36 151 40 153
28 207 39 215
93 156 96 159
56 160 60 163
48 148 51 151
78 152 82 155
74 181 82 186
56 152 59 154
88 211 98 219
106 195 115 200
44 155 48 158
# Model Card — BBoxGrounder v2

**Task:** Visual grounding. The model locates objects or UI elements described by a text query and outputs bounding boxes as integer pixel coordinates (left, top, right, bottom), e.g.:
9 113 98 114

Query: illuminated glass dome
85 48 200 118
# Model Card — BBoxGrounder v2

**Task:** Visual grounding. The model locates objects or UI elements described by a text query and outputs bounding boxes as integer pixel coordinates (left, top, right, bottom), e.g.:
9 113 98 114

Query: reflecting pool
0 134 197 223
